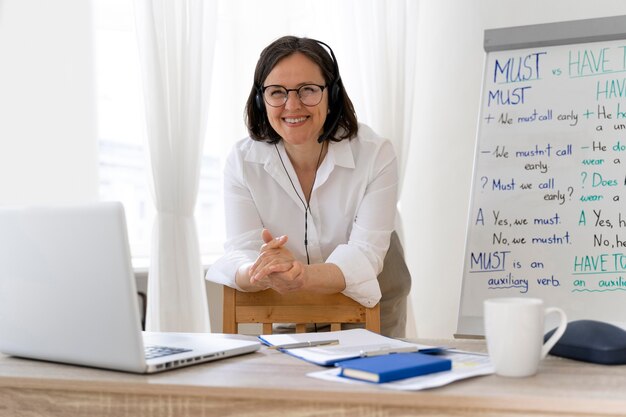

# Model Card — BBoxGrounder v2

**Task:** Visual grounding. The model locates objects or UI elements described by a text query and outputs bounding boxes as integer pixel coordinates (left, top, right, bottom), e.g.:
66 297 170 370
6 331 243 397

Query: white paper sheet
307 352 494 390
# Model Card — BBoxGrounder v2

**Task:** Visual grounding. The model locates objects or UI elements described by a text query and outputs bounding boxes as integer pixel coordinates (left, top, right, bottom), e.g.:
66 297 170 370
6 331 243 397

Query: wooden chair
222 286 380 334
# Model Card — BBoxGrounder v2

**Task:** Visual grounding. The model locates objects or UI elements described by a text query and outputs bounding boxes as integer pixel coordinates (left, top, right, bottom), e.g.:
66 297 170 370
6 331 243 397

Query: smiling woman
206 36 411 337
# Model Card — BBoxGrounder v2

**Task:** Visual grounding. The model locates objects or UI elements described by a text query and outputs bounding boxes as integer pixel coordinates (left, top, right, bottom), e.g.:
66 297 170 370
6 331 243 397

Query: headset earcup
255 92 264 111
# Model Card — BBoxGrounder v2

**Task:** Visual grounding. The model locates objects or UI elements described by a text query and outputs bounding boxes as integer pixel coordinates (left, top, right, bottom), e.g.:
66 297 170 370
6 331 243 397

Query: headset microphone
317 108 342 143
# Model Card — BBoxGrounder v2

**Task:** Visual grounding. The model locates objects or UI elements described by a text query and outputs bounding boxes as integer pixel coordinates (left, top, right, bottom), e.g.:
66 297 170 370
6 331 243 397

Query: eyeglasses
262 84 326 107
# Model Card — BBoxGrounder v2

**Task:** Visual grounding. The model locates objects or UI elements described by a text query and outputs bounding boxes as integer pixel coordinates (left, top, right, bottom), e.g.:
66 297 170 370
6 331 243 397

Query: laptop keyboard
145 345 192 360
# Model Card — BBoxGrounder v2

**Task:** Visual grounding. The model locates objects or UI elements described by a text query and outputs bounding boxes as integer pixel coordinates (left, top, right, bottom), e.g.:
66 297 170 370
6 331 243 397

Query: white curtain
134 0 217 332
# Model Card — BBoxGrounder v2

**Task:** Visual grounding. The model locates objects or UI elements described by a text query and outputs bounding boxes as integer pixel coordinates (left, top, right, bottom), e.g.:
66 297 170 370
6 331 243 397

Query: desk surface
1 336 626 417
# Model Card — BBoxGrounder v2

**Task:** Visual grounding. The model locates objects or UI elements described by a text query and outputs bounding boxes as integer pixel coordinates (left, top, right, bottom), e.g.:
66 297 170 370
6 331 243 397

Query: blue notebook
337 352 452 383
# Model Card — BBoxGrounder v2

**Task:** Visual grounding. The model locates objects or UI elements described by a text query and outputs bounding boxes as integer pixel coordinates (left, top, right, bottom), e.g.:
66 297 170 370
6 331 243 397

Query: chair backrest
222 286 381 334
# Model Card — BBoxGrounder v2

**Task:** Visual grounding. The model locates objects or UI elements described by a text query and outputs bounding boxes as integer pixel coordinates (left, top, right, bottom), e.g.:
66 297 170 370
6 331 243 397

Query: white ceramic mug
484 297 567 377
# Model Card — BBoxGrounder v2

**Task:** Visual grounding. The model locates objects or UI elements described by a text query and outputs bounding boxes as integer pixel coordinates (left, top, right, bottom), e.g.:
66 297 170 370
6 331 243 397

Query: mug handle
541 307 568 359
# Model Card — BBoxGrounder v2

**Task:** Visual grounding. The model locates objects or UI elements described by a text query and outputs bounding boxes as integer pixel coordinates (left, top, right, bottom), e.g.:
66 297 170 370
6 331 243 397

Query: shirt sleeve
205 143 263 291
328 137 399 307
205 232 260 291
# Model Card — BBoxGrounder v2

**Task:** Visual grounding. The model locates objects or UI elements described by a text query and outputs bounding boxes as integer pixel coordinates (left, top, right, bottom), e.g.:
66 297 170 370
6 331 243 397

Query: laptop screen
0 202 147 370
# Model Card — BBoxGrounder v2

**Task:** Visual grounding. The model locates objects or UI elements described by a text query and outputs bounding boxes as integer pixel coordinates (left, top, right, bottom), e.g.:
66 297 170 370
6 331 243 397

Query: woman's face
262 52 328 146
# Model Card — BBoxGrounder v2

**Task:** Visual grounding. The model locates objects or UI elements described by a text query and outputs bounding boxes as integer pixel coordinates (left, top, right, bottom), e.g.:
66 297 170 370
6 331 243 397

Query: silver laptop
0 201 259 373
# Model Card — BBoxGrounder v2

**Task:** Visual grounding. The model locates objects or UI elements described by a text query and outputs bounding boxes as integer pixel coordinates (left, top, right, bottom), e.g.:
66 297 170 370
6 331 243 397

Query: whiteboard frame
485 15 626 52
456 14 626 338
456 51 491 339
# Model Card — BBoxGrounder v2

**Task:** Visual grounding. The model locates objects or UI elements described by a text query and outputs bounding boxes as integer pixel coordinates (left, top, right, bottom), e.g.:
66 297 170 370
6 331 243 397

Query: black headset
255 39 342 142
316 39 342 104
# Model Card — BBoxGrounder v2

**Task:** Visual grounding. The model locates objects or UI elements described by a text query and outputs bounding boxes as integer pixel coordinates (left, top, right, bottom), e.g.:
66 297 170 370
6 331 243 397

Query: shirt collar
244 138 355 169
243 139 273 164
327 138 355 169
243 137 356 209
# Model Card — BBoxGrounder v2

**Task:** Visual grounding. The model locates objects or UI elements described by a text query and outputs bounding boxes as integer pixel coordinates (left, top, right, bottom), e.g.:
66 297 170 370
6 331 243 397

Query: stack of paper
259 328 438 366
259 329 494 390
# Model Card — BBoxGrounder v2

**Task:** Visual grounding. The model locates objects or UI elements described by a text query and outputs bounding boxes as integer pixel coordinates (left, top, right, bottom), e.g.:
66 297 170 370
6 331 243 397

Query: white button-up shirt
206 124 398 307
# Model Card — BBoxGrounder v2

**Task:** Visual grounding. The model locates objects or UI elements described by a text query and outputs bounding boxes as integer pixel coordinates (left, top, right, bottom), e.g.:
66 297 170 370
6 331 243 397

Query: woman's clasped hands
248 229 308 293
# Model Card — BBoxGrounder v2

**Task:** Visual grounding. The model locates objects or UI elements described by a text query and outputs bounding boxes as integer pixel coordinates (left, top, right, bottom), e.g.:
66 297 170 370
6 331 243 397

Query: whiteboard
457 16 626 336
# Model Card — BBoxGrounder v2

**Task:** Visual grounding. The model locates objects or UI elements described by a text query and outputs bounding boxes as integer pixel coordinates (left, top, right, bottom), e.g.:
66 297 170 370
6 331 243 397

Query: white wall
0 0 98 206
6 0 626 338
403 0 626 338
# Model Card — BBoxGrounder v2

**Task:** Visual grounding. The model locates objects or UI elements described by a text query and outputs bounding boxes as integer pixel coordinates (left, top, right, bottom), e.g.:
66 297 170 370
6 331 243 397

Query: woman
207 36 410 337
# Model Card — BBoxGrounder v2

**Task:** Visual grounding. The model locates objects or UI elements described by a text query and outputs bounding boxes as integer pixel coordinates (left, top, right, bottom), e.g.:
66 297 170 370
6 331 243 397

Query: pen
419 346 453 354
268 339 339 350
359 345 419 357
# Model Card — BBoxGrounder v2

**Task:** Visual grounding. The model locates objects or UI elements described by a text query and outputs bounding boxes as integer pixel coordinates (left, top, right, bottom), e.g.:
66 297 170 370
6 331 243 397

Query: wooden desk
1 337 626 417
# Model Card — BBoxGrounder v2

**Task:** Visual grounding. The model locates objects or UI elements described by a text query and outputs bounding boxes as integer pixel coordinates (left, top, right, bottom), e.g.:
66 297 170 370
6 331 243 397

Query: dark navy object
544 320 626 365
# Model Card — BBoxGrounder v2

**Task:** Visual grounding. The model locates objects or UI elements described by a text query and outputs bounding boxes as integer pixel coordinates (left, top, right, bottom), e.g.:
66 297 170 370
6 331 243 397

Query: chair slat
222 286 380 335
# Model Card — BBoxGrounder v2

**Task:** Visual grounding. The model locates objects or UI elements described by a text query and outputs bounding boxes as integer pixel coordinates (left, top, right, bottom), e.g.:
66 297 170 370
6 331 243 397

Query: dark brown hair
245 36 358 143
